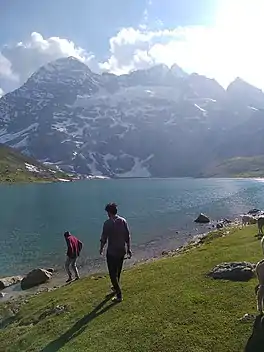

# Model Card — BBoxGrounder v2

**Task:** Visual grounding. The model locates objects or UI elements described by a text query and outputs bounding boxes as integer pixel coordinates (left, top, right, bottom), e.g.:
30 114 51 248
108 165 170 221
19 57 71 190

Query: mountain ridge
0 56 264 178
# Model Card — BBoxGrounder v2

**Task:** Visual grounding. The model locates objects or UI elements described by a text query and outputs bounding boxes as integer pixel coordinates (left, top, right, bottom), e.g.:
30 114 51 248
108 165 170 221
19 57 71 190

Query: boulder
216 223 224 229
46 268 55 274
208 262 255 281
0 276 23 290
248 209 261 215
162 250 169 256
194 213 210 223
21 269 52 290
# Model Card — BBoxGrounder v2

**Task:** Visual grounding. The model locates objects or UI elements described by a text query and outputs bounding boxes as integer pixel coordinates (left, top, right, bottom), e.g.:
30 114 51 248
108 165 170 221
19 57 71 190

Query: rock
216 223 224 229
162 250 169 256
0 276 23 290
46 268 55 273
248 209 261 215
194 213 210 223
21 269 52 290
208 262 255 281
239 313 256 322
0 292 7 298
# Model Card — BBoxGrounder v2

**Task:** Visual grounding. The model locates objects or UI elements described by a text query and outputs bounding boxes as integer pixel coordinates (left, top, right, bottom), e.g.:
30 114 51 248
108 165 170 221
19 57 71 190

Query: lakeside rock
248 209 261 215
194 213 210 223
0 276 23 290
46 268 55 274
216 223 224 229
208 262 255 281
21 269 52 290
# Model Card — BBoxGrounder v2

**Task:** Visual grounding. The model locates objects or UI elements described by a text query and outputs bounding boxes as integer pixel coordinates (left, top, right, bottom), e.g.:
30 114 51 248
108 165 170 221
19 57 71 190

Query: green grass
201 155 264 178
0 226 263 352
0 144 71 183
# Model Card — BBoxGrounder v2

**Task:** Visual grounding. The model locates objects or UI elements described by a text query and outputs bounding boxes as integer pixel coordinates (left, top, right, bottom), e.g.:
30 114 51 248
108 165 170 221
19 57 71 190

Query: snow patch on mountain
248 106 259 111
117 157 151 178
25 163 40 173
194 104 206 113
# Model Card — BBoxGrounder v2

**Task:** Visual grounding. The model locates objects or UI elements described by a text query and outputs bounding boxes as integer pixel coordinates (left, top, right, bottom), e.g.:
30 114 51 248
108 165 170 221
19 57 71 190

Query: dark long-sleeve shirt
100 215 130 257
66 234 83 258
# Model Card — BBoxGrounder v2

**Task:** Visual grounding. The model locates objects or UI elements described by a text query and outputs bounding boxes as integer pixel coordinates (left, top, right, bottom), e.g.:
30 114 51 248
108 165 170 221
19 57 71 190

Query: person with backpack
100 203 132 302
64 231 83 283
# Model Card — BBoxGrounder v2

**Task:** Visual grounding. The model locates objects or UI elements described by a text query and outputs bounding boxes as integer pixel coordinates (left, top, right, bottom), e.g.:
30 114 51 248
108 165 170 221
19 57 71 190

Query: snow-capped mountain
0 56 264 177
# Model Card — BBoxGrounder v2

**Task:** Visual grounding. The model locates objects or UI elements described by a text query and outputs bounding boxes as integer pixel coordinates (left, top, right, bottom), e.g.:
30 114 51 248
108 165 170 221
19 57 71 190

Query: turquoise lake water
0 178 263 276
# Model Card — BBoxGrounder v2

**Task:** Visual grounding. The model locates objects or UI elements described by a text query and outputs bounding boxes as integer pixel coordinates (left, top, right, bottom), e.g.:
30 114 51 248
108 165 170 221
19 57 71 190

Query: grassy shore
0 226 263 352
0 144 72 184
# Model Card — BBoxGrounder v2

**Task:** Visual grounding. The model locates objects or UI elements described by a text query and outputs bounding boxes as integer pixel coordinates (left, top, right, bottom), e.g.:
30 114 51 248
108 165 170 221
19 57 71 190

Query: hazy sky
0 0 263 96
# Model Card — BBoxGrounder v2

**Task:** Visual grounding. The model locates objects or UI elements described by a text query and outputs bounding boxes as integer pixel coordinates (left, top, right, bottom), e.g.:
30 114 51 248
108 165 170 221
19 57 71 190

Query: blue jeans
65 256 79 279
107 254 124 298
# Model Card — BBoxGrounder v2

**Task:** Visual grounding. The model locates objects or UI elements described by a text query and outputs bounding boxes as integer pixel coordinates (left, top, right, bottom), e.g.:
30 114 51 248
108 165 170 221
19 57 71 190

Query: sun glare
215 0 264 32
208 0 264 88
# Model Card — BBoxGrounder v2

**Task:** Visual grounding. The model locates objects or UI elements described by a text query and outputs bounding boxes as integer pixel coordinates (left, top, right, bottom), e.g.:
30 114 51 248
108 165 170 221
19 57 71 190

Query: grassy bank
0 226 263 352
0 144 71 183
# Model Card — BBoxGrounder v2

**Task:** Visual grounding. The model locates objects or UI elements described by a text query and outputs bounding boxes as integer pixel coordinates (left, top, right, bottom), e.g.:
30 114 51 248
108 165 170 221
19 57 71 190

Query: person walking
100 203 132 302
64 231 83 283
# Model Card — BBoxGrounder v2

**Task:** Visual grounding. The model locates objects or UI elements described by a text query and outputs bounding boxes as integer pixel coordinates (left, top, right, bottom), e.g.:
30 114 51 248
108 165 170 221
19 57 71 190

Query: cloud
0 32 96 94
0 88 4 97
99 20 264 89
1 1 264 97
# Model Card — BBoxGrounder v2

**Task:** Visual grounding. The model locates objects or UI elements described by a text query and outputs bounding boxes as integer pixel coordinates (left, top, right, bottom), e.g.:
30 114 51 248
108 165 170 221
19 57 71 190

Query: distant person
64 231 83 283
100 203 132 302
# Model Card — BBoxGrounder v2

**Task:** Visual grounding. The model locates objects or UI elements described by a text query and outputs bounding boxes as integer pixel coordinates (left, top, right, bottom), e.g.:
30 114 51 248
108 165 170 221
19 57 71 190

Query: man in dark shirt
64 231 83 283
100 203 132 302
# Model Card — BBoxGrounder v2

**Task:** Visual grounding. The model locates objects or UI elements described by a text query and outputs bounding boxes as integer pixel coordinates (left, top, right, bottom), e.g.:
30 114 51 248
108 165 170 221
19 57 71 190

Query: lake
0 178 263 277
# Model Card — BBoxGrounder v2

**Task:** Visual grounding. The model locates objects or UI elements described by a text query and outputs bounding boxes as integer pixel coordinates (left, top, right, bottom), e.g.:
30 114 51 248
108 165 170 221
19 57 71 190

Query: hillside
0 144 71 183
0 57 264 177
0 226 261 351
200 155 264 178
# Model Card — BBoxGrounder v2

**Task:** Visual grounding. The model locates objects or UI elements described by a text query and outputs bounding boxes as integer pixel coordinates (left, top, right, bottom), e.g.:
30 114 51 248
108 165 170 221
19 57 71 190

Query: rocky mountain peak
227 77 262 94
227 77 264 108
28 56 95 83
170 63 188 78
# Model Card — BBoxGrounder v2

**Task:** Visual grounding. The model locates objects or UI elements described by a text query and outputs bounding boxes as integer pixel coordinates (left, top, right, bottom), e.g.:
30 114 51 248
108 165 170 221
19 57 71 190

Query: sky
0 0 264 97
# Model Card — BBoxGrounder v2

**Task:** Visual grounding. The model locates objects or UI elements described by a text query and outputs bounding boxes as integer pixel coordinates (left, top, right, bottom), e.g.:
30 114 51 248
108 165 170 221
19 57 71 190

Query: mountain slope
0 144 71 183
200 155 264 178
0 57 264 177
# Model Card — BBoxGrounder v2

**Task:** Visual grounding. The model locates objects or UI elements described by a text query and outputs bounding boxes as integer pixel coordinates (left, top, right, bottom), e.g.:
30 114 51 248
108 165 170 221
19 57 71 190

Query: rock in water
248 209 261 215
208 262 255 281
21 269 52 290
0 276 23 290
194 213 210 223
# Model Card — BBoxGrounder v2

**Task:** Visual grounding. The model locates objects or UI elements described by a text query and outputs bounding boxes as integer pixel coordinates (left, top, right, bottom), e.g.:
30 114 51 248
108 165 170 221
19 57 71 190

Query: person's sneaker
112 296 122 303
74 277 80 281
66 278 72 283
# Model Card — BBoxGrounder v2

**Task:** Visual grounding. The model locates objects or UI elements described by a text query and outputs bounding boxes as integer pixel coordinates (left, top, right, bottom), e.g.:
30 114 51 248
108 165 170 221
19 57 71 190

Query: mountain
0 144 72 183
0 56 264 178
200 155 264 178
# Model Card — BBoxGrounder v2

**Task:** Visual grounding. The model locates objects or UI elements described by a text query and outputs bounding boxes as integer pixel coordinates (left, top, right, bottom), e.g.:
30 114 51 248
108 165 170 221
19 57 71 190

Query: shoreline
1 217 241 302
